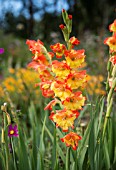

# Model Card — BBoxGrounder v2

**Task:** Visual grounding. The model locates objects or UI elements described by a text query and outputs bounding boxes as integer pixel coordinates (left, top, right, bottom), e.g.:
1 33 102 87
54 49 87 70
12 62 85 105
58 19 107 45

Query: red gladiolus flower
50 43 66 58
61 132 82 150
33 53 49 65
69 37 80 46
26 39 44 54
8 124 18 138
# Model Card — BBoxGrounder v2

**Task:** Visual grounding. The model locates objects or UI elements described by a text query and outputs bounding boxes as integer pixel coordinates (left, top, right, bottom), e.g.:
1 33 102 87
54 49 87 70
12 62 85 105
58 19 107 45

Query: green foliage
0 96 115 170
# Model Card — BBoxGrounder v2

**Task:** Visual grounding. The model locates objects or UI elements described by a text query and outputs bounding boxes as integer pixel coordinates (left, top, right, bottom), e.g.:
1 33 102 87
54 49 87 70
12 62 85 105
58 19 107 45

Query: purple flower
8 124 19 137
0 48 4 54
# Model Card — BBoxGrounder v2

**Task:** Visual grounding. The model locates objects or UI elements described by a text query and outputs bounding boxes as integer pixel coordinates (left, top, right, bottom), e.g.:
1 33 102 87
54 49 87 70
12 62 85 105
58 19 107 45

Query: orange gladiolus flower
109 55 116 65
26 39 44 54
52 60 70 79
64 49 85 68
39 70 54 82
104 33 116 52
51 80 72 101
66 70 86 89
62 91 86 110
39 81 54 97
109 20 116 32
44 99 59 110
33 53 49 65
49 109 79 132
50 43 66 58
61 132 82 150
69 36 80 46
28 61 41 71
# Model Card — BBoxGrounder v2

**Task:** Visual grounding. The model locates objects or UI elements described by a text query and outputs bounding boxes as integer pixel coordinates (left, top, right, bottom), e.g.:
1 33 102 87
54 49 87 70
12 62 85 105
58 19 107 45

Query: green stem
103 76 116 138
52 125 58 170
11 138 17 170
66 147 70 170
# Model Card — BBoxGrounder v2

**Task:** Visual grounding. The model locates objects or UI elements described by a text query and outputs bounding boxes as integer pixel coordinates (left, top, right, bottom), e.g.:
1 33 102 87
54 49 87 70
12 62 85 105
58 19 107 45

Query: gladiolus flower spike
103 19 116 138
26 10 87 150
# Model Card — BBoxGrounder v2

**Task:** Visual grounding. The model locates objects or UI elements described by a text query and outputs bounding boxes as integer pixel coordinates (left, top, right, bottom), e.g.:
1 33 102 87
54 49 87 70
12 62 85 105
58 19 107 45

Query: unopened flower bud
59 24 65 30
68 15 72 20
62 9 65 12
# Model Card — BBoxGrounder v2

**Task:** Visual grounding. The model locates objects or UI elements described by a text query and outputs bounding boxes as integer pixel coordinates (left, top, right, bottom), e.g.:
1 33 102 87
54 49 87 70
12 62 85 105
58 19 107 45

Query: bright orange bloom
52 60 70 79
64 49 85 68
28 62 53 81
109 55 116 65
104 33 116 52
109 20 116 32
61 132 82 150
44 99 59 110
66 70 86 89
39 69 54 82
50 43 66 58
33 53 49 65
51 80 72 101
69 36 80 46
26 39 44 54
62 91 86 110
49 109 79 132
39 81 54 97
28 61 41 71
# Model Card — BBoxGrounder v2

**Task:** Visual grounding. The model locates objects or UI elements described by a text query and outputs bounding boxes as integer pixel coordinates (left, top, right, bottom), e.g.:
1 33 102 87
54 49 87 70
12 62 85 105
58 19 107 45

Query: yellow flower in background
0 68 40 104
86 75 106 95
0 86 4 99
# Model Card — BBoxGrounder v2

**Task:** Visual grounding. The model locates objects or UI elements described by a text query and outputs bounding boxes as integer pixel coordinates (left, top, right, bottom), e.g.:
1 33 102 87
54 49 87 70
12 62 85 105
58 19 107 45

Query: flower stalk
26 9 87 151
103 20 116 138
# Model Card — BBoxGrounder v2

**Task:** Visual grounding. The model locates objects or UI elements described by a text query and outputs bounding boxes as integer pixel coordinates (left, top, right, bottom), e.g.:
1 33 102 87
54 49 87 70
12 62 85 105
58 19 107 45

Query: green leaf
17 127 31 170
103 138 110 170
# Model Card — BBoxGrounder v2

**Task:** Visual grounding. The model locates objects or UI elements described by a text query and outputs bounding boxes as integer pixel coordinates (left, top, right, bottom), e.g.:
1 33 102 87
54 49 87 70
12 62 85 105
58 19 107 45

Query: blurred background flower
0 48 4 54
